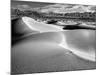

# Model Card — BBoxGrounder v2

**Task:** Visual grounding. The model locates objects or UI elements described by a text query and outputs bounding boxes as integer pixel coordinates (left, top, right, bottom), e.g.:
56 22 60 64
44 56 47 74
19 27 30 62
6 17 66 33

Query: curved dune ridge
12 30 95 74
59 30 95 62
12 16 96 74
11 18 39 37
22 16 96 62
22 17 63 33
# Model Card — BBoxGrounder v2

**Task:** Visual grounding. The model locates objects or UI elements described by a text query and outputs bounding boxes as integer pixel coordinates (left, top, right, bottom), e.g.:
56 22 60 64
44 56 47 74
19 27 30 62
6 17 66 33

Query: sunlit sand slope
22 17 63 33
12 30 96 74
11 16 96 74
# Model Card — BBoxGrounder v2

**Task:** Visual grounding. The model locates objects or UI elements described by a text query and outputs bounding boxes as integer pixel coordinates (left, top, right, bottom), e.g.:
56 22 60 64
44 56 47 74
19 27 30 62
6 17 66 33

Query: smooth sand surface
11 16 96 74
12 30 96 74
62 30 96 61
22 17 63 33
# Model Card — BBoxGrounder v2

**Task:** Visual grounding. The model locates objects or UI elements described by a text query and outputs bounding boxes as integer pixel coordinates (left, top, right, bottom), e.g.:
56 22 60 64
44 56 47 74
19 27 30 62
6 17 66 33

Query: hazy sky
11 0 55 8
11 0 95 13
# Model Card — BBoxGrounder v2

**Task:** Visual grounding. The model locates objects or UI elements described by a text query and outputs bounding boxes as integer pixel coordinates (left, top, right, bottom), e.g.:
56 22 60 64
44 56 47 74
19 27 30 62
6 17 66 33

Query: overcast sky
11 0 55 8
11 0 95 13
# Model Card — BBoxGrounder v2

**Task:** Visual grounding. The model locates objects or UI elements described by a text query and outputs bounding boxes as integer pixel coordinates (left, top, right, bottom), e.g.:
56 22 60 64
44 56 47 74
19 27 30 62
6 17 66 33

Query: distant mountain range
12 3 96 14
36 4 95 13
11 3 96 22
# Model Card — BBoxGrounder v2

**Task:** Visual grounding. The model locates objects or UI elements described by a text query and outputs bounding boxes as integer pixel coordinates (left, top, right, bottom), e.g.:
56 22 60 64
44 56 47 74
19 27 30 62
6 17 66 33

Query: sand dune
12 31 95 74
21 17 96 61
22 17 63 33
11 16 96 74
